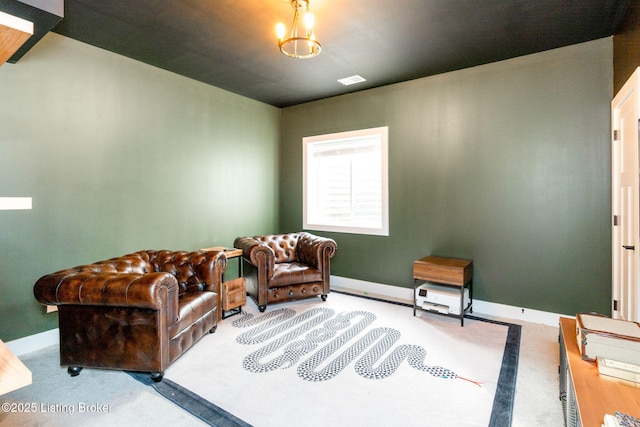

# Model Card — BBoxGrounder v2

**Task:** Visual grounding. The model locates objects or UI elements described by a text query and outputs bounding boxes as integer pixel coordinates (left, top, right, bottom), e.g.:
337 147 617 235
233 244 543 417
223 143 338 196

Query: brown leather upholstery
33 249 227 381
234 232 337 312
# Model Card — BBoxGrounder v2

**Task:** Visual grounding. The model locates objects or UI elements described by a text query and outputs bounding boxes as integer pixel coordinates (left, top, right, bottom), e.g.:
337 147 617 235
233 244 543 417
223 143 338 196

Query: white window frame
303 126 389 236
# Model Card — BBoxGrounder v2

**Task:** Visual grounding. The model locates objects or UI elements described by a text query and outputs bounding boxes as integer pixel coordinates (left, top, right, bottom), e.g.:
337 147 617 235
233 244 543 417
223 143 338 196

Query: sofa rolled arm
234 236 275 278
34 270 180 321
297 232 337 270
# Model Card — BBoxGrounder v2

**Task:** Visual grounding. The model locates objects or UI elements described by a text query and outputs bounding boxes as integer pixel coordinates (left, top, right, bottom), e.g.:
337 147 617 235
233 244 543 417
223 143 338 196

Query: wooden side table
559 317 640 426
201 246 246 319
413 256 473 326
0 338 32 396
201 246 243 276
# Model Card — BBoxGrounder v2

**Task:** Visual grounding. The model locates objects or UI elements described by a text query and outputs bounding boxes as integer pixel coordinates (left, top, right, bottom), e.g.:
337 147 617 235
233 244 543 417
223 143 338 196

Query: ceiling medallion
276 0 321 59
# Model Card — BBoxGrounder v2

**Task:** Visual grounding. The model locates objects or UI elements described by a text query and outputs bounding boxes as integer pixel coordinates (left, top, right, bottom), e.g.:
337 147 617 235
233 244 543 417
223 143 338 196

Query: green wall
280 38 613 316
0 33 615 342
0 34 280 341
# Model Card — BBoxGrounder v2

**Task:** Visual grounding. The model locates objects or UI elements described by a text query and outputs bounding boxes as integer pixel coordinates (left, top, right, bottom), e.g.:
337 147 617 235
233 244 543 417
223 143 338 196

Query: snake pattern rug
231 307 461 383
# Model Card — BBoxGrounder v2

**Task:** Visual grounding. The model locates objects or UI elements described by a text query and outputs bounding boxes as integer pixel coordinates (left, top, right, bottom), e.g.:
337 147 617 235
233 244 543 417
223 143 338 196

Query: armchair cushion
271 262 322 288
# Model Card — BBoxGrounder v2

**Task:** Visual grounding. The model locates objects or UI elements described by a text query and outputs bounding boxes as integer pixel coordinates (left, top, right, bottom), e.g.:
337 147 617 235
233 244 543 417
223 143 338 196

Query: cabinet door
612 67 640 322
559 332 581 427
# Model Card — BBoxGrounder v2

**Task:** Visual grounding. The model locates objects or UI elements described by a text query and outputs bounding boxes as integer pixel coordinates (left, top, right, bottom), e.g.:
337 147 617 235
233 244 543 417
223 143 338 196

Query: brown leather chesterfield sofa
234 232 337 312
33 249 227 382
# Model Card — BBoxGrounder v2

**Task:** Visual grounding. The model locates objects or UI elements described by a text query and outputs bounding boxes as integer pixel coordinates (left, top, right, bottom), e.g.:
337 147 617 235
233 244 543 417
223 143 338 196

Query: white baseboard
331 275 563 327
6 328 59 357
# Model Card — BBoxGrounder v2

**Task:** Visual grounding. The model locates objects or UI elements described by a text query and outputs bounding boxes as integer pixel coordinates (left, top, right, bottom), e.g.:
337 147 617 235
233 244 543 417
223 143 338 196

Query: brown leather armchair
33 249 227 382
234 232 337 312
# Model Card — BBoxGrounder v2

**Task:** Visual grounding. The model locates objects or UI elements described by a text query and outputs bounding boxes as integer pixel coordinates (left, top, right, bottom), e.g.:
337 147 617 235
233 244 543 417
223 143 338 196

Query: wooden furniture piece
559 317 640 427
0 338 32 395
0 13 33 65
222 277 246 318
413 256 473 326
202 246 246 318
202 246 243 276
202 246 243 260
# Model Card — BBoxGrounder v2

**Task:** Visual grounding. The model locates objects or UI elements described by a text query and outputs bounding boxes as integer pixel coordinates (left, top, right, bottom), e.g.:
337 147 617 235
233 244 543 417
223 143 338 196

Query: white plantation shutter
303 127 388 236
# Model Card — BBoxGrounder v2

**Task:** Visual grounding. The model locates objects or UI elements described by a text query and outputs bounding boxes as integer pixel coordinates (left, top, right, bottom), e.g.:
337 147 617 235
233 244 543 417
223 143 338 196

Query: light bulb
304 12 314 31
276 22 286 40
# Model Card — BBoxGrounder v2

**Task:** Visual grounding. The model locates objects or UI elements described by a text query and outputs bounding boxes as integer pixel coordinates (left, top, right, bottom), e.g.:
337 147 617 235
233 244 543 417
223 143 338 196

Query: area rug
146 292 520 427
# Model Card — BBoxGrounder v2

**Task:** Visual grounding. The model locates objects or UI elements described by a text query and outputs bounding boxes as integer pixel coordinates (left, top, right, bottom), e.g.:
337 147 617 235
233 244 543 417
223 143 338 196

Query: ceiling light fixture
276 0 321 59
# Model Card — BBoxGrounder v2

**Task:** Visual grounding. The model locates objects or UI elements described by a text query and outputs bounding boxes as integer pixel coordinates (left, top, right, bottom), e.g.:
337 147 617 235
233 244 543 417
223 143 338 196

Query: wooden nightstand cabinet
413 256 473 326
201 246 246 319
222 277 246 314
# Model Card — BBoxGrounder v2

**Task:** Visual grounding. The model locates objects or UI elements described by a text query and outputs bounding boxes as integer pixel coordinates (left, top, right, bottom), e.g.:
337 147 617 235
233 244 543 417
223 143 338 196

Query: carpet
141 292 520 427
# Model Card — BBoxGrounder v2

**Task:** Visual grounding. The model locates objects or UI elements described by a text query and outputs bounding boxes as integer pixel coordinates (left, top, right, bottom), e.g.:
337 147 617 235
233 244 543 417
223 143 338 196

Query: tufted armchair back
254 233 300 263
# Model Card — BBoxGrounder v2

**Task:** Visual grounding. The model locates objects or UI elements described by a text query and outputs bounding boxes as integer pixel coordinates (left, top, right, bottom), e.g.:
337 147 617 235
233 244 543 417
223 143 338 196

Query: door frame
612 67 640 322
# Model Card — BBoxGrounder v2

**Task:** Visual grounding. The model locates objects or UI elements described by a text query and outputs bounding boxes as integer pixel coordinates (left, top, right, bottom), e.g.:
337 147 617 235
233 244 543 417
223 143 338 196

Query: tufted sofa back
66 250 221 295
255 233 300 263
75 254 151 275
142 250 221 294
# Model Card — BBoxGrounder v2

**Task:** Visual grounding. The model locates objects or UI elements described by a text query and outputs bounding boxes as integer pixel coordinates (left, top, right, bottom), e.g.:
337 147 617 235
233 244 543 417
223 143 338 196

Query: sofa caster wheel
209 325 217 334
258 305 266 312
67 366 83 377
321 295 327 301
150 372 163 383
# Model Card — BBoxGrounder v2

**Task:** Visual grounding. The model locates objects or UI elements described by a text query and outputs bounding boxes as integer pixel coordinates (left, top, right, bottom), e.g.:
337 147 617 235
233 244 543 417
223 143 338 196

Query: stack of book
576 313 640 386
577 315 640 426
576 314 640 366
603 412 640 427
597 357 640 384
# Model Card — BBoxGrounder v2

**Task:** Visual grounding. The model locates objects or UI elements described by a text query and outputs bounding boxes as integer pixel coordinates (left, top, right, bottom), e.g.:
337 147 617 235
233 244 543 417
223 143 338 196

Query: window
303 126 389 236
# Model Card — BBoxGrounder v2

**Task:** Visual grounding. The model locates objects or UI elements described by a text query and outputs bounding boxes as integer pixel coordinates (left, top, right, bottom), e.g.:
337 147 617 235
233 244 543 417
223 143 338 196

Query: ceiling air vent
338 75 366 86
